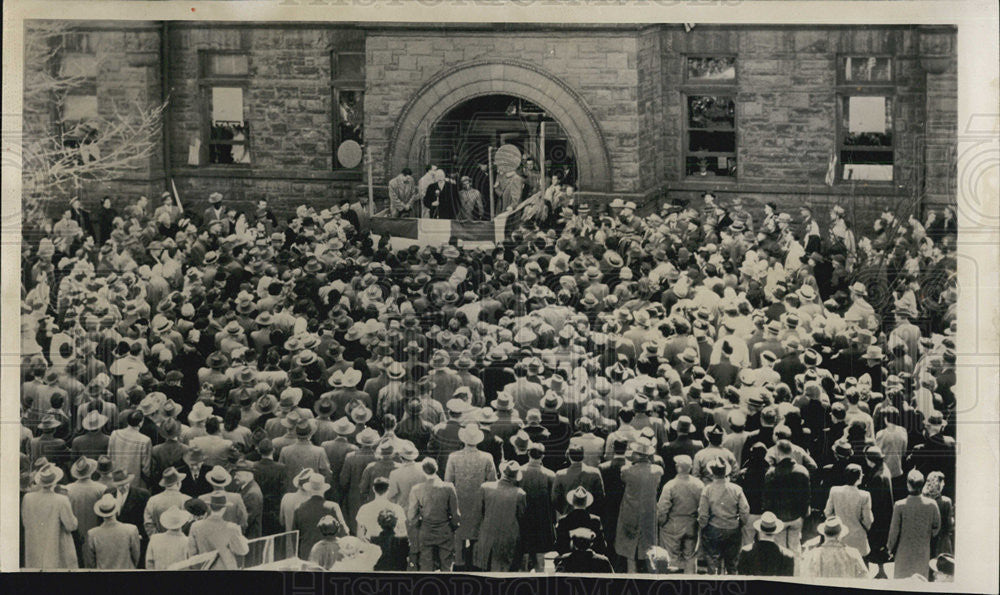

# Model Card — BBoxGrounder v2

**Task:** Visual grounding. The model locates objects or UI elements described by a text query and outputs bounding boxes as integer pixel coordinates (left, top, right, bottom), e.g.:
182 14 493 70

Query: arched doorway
429 94 579 203
386 59 613 192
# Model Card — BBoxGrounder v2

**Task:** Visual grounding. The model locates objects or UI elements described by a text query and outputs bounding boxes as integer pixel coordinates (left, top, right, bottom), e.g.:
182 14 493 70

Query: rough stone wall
22 23 165 214
660 27 928 189
166 25 361 215
365 31 641 192
637 27 665 189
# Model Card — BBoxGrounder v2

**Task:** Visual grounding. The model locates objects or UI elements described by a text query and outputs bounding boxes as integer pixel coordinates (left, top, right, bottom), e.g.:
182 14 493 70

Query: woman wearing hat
444 424 498 569
22 463 79 568
472 460 527 571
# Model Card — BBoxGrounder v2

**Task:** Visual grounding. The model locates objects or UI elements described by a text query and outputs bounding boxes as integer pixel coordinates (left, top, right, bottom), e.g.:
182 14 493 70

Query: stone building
23 22 957 226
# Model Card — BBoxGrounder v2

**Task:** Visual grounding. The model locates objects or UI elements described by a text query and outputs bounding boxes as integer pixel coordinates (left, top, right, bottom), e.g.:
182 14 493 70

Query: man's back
737 540 794 576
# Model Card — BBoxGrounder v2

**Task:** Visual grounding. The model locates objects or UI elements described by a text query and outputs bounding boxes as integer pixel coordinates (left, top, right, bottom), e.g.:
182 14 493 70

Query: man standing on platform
388 168 418 218
458 176 484 221
423 170 460 220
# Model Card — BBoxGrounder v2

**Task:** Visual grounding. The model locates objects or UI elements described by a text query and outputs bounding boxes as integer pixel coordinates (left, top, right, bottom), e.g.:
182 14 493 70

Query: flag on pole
824 152 838 186
170 178 184 213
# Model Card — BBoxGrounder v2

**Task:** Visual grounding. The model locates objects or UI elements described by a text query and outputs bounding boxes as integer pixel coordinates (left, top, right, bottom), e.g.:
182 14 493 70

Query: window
208 87 251 165
332 51 365 170
201 52 251 165
58 33 99 156
683 56 737 180
684 95 737 179
836 56 894 182
686 56 736 82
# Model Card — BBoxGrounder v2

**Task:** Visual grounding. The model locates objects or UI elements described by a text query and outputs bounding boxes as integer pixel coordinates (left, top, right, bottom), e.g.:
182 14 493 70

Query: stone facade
22 22 957 224
365 30 640 192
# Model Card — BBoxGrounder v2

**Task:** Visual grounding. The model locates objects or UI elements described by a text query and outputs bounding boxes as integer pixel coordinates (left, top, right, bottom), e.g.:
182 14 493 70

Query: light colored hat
458 424 485 446
70 457 98 480
159 506 191 531
301 472 331 495
754 511 785 535
205 465 232 488
356 427 380 446
81 410 108 431
94 493 121 518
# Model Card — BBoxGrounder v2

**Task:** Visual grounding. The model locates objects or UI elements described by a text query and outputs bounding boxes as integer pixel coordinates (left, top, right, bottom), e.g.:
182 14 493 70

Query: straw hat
159 506 191 531
753 511 785 535
458 424 485 446
94 493 121 518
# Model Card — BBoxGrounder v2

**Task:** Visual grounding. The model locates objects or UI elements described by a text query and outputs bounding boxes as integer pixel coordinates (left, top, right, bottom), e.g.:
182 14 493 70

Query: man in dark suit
555 487 607 554
69 197 93 239
552 445 605 516
659 416 704 483
423 170 460 219
598 438 628 572
175 446 213 498
202 192 230 234
736 511 795 576
539 394 573 471
252 439 287 536
554 527 614 574
762 440 811 555
104 469 151 567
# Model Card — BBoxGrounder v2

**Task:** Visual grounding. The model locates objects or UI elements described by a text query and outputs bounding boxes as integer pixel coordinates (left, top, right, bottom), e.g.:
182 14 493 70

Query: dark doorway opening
428 94 578 209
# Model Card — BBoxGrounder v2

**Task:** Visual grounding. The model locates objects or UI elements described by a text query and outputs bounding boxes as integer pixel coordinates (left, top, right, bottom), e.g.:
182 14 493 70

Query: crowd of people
19 181 958 578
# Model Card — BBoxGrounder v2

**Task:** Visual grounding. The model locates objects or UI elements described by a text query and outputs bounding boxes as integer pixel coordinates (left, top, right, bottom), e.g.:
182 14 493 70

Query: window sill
171 166 363 183
666 179 911 197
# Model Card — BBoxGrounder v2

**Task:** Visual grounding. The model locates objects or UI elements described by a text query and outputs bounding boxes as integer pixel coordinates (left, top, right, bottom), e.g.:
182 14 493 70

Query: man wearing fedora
145 506 192 569
319 417 358 499
762 439 811 555
340 428 380 534
250 438 286 535
188 493 250 570
736 511 795 576
473 460 527 572
488 393 523 444
143 465 191 536
66 457 107 561
84 493 142 569
552 444 605 517
660 416 705 483
904 410 956 503
108 411 153 487
22 462 79 568
149 418 188 493
801 516 868 578
358 440 401 511
72 410 111 461
294 471 349 559
555 527 614 574
197 466 248 534
104 467 151 565
408 458 461 571
656 455 704 574
176 446 213 498
278 416 332 493
887 469 941 580
556 486 607 556
428 398 469 474
698 457 750 575
444 424 497 569
615 437 663 573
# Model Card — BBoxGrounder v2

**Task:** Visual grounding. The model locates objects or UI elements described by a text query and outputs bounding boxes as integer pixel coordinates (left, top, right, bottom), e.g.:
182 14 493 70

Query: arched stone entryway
386 59 613 192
